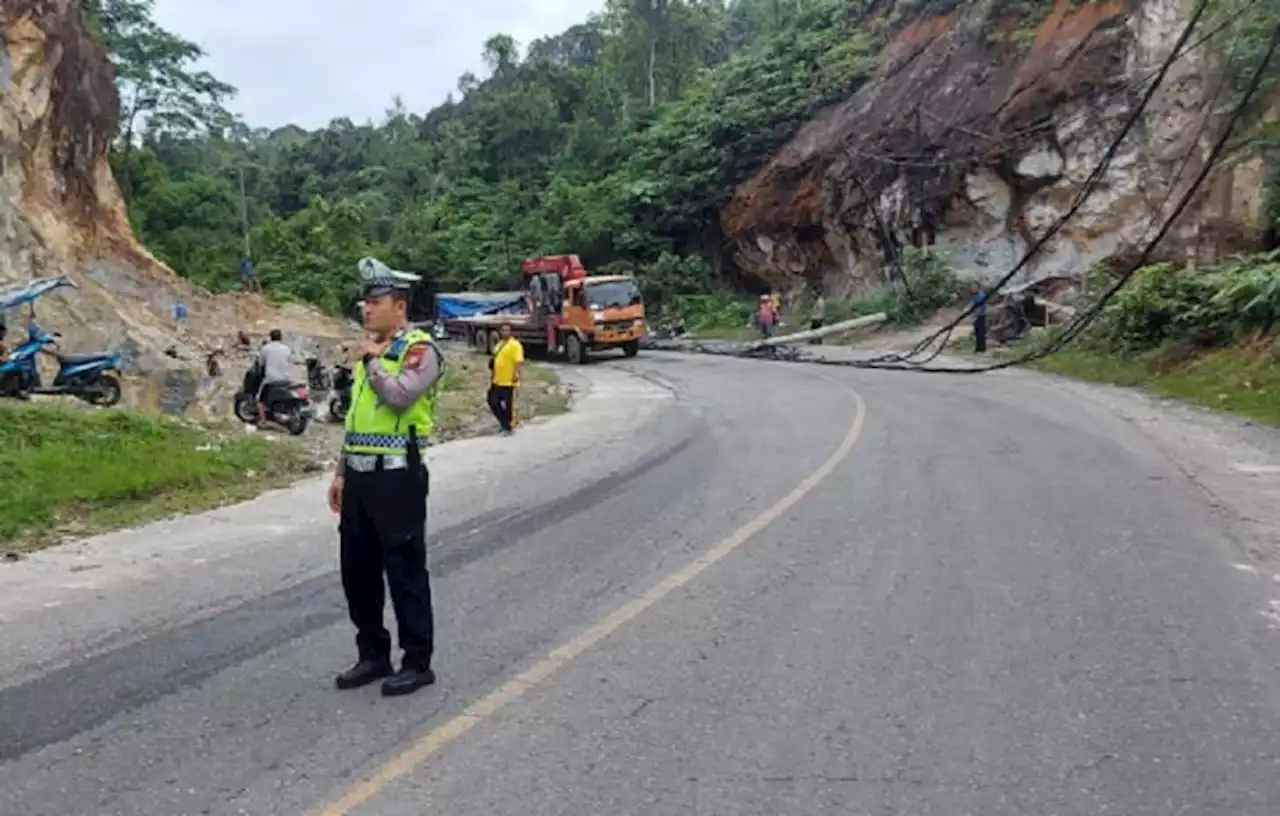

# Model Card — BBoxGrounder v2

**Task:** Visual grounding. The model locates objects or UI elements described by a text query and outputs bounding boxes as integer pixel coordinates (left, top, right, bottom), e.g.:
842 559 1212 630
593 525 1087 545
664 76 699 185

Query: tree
482 34 520 77
96 0 891 312
83 0 235 193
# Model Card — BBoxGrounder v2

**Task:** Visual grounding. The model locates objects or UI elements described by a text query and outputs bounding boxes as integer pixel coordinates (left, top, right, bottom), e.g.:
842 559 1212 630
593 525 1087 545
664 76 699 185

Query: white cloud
151 0 605 129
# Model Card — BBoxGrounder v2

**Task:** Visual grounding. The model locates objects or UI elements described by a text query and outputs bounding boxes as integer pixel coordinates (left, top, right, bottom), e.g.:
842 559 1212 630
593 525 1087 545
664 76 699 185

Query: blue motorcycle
0 275 123 406
0 323 123 406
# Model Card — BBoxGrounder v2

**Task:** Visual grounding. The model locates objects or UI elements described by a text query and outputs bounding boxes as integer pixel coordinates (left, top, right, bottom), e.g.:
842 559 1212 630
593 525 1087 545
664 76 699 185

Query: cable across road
647 0 1280 376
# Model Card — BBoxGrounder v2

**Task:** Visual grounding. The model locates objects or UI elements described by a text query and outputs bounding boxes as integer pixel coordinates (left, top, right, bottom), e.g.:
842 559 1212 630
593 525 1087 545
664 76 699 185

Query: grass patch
0 402 316 550
433 353 497 438
524 364 560 386
433 350 568 438
533 391 571 416
1030 340 1280 426
660 249 961 341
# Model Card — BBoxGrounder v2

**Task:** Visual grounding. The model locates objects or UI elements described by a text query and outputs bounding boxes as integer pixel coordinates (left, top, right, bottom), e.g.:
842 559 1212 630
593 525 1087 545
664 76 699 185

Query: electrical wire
836 0 1250 177
856 0 1216 366
649 1 1269 377
829 15 1280 375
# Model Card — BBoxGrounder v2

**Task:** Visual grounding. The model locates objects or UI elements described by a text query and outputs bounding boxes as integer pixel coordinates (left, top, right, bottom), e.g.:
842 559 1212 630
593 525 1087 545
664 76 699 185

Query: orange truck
437 255 647 364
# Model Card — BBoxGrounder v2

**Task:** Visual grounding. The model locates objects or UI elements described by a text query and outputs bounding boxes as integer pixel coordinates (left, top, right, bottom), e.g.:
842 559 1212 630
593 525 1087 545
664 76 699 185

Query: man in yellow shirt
488 323 523 435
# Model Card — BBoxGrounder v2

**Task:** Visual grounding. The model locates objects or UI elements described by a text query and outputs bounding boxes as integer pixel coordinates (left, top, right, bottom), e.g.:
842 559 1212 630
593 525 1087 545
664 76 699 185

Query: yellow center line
312 388 869 815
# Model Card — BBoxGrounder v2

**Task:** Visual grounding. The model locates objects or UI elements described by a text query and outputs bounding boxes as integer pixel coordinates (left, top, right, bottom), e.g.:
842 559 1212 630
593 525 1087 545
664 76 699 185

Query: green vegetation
1023 253 1280 426
432 355 566 439
661 247 961 338
826 248 961 327
79 0 1280 318
0 402 316 549
83 0 886 314
0 354 568 548
1080 253 1280 352
534 391 573 417
1034 343 1280 425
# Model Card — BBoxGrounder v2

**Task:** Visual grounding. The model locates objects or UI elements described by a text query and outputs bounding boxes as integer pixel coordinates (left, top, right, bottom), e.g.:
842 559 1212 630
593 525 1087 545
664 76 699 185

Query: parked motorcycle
305 356 331 394
328 363 353 422
0 323 122 406
233 358 312 435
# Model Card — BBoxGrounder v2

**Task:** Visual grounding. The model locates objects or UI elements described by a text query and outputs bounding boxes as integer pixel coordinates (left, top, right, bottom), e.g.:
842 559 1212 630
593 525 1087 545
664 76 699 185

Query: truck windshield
586 280 641 308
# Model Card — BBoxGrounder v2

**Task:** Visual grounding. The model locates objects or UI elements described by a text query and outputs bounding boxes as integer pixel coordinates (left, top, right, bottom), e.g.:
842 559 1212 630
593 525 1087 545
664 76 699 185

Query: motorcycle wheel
328 396 347 422
233 393 259 424
87 374 122 407
285 409 309 436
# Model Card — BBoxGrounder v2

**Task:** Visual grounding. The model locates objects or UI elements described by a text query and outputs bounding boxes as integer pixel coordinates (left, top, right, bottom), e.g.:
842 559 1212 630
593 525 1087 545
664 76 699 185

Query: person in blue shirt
970 281 988 353
239 258 261 293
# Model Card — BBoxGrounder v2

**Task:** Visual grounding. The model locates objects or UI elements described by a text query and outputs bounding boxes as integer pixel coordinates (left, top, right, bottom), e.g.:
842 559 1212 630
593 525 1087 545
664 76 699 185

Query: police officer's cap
358 257 420 298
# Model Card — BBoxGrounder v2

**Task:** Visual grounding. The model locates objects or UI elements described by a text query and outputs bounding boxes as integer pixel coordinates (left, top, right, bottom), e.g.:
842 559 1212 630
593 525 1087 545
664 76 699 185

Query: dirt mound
0 0 357 415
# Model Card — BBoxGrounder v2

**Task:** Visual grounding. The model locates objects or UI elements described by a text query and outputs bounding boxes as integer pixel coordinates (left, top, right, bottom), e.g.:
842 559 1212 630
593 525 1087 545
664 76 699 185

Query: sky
152 0 605 130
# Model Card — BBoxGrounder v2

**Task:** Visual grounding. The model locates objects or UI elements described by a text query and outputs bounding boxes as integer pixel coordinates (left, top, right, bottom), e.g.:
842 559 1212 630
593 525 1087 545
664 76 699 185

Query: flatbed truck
438 255 647 364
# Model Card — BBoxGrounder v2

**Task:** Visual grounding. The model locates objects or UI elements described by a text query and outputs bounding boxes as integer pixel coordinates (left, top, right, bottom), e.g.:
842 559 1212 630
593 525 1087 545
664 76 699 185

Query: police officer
328 258 444 696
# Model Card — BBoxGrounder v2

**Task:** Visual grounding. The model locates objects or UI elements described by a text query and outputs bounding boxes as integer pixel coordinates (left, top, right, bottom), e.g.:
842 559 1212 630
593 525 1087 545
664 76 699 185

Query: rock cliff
722 0 1271 296
0 0 352 415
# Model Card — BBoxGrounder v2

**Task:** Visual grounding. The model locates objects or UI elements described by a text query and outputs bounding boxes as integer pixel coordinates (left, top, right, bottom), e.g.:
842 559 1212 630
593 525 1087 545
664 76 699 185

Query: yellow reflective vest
343 328 440 454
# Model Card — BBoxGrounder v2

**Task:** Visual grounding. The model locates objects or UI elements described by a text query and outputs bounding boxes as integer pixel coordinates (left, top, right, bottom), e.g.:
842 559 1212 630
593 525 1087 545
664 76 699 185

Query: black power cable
861 0 1216 367
830 16 1280 375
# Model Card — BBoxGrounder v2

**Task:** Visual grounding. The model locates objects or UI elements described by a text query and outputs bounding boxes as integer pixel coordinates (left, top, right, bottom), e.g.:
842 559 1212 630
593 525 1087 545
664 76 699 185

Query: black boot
381 663 436 697
335 658 393 690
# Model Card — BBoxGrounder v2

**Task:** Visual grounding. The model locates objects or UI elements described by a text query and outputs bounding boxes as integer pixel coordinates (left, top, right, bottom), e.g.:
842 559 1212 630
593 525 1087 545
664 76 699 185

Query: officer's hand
328 476 343 514
358 339 388 359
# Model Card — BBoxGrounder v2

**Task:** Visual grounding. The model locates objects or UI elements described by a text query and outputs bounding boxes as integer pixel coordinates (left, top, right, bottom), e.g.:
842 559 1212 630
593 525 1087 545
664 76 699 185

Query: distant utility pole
237 163 251 260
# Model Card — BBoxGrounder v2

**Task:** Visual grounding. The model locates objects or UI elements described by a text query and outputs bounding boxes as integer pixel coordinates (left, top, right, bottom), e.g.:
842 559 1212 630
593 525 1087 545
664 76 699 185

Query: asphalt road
2 353 1279 815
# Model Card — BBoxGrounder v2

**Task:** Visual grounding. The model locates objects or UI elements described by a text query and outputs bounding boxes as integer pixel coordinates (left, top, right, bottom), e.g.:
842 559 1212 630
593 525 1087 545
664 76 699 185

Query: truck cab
443 255 647 364
558 274 646 361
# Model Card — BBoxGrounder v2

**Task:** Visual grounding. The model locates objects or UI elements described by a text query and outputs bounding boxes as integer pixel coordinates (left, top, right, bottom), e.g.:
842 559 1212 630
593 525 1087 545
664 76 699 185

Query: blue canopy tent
434 292 527 319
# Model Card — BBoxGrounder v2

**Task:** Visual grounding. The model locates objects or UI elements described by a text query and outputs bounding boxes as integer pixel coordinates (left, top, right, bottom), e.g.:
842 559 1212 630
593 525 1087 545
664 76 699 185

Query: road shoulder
1000 366 1280 571
0 362 676 688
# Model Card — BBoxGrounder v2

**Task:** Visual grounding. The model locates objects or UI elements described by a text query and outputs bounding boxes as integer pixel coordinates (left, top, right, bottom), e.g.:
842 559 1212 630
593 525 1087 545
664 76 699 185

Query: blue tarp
435 292 526 319
0 275 76 313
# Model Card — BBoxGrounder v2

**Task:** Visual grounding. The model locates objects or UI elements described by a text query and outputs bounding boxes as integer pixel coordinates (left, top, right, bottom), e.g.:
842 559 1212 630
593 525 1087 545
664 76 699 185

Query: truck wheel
487 330 501 355
622 340 639 358
565 333 588 365
471 330 486 354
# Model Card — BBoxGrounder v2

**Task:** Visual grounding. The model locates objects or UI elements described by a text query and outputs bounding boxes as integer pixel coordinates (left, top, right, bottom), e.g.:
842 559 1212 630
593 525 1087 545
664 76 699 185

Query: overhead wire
817 14 1280 375
843 0 1255 176
846 0 1220 366
652 1 1270 375
831 0 1253 323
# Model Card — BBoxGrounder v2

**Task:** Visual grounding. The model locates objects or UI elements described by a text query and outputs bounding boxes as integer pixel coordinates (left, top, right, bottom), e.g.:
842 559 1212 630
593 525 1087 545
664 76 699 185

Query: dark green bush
1094 252 1280 352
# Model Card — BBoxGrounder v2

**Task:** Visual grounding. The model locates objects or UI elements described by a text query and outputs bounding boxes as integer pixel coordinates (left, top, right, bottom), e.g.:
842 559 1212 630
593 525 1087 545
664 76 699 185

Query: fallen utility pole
641 312 889 361
743 312 888 351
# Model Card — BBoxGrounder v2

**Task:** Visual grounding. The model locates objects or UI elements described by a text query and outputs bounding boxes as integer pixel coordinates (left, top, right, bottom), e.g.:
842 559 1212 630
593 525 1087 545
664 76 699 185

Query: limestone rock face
0 0 352 415
721 0 1269 297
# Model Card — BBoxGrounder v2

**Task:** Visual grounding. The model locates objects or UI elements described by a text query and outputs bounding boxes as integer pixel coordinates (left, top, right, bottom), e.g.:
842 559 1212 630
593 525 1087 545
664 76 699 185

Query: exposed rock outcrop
1 0 353 415
722 0 1270 297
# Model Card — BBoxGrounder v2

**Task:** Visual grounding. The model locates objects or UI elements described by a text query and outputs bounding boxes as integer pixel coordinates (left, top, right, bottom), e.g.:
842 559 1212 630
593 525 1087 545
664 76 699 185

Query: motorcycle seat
55 352 115 365
262 381 305 396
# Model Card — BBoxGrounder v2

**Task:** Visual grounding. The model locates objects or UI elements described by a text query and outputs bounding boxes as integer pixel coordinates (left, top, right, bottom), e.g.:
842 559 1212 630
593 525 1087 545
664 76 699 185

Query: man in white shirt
257 328 294 424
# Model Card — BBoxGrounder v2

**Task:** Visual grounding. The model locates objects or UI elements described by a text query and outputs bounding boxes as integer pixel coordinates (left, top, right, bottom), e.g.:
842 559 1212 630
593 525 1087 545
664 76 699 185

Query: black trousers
488 384 514 431
809 318 824 344
974 314 988 353
339 465 434 670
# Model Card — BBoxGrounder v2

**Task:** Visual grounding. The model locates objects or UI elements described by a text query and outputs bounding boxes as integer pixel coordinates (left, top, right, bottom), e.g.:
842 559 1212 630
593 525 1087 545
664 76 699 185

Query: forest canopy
83 0 880 314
